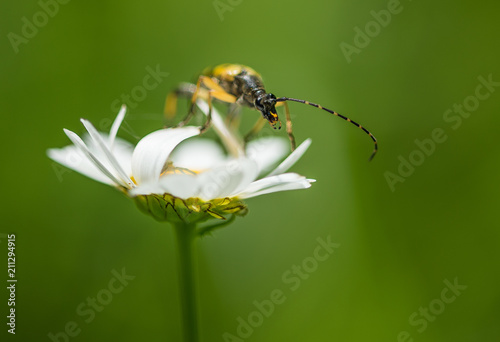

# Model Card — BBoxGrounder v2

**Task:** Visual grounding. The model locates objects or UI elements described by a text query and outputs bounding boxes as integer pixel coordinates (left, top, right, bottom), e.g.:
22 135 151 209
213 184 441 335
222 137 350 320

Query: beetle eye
255 98 263 110
263 93 276 107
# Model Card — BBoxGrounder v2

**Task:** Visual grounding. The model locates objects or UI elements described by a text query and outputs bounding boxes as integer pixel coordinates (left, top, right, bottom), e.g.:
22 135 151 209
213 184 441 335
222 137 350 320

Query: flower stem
173 222 199 342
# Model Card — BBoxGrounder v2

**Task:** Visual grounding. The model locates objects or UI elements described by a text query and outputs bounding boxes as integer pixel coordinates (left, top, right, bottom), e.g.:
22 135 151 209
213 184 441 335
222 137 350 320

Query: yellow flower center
160 161 200 177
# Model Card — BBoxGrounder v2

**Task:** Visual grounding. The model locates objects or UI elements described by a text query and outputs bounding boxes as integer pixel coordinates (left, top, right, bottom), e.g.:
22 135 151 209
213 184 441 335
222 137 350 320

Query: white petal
131 127 200 185
80 132 134 183
234 173 314 198
196 158 258 200
159 174 199 199
246 137 289 174
169 138 226 171
129 174 199 198
267 138 312 177
196 100 244 157
62 129 125 187
47 145 115 185
108 105 127 148
132 158 258 200
229 159 260 195
128 182 164 196
109 137 134 179
240 179 313 198
81 119 134 188
236 172 303 194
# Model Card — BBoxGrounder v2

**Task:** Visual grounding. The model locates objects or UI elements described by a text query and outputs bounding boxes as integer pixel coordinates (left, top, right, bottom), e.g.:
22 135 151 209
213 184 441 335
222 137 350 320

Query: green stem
173 222 199 342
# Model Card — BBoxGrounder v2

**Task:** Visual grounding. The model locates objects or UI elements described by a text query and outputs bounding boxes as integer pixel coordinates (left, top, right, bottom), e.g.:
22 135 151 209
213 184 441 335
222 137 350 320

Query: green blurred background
1 0 499 341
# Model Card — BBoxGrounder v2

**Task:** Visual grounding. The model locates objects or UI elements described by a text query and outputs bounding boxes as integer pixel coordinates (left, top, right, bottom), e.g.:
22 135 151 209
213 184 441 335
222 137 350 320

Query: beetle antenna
275 97 378 161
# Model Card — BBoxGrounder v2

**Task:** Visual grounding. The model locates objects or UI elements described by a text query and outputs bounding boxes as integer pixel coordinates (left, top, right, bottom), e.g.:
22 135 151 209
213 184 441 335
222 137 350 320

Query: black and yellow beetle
165 63 378 160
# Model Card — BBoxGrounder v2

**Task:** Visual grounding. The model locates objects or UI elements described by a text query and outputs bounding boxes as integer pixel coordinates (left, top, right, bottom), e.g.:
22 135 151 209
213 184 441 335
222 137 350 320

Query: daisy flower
47 102 314 223
48 100 316 342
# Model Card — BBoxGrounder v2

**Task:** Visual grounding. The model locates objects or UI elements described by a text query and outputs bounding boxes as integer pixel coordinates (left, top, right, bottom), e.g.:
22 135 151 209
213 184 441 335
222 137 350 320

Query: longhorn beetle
165 63 378 160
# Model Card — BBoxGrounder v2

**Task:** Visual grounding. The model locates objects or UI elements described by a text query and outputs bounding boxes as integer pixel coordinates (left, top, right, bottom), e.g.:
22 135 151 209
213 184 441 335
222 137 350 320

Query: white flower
48 103 315 220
